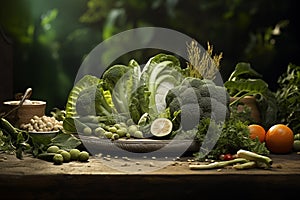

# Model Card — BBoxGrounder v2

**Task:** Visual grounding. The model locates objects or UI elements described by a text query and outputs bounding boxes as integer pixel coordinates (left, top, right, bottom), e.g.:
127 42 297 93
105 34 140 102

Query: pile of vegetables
1 43 299 167
64 54 184 137
0 112 81 160
63 52 270 160
224 62 278 128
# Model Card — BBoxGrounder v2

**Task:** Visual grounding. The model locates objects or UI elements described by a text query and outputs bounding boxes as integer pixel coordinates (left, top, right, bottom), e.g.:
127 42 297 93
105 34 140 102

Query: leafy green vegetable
140 53 184 116
225 62 278 128
0 118 30 159
276 63 300 133
64 53 184 129
65 75 114 118
225 79 268 99
129 84 151 124
102 59 141 116
227 62 262 81
86 54 182 126
50 133 81 151
193 117 269 161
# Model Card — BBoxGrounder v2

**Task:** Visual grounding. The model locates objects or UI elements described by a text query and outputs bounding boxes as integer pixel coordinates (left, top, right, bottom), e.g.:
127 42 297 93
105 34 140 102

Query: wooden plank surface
1 152 300 175
0 152 299 199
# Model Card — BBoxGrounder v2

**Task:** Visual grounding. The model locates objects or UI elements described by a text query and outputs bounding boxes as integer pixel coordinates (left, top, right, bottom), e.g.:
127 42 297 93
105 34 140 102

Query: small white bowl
28 130 59 139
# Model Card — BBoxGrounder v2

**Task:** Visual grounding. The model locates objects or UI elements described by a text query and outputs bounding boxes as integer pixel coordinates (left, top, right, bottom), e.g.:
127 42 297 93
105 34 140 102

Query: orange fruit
265 124 294 154
248 124 266 143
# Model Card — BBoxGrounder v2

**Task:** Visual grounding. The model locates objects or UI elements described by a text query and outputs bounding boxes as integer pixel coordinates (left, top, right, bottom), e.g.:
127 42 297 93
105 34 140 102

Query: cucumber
37 153 57 162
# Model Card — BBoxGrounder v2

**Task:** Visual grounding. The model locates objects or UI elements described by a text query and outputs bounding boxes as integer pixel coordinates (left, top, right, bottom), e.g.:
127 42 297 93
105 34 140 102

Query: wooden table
0 152 299 199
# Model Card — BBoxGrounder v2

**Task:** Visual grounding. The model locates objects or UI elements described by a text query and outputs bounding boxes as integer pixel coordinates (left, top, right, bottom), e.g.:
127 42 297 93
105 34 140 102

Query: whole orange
265 124 294 154
248 124 266 143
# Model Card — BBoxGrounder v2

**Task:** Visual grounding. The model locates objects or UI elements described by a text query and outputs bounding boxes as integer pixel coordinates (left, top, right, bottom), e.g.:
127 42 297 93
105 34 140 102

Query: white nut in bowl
3 100 46 128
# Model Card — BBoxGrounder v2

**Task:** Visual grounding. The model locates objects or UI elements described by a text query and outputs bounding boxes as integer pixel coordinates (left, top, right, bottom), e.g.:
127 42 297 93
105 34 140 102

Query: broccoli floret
179 103 202 130
165 77 231 130
198 97 215 112
195 86 211 98
181 77 206 88
207 86 230 105
180 87 199 104
210 100 230 122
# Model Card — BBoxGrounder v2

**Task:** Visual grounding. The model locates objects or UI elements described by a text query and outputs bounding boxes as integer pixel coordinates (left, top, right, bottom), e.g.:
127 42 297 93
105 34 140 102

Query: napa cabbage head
140 53 184 116
102 59 141 119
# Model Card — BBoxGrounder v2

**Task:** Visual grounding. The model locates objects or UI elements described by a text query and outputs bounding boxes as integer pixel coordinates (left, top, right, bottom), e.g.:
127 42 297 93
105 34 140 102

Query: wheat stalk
186 40 222 80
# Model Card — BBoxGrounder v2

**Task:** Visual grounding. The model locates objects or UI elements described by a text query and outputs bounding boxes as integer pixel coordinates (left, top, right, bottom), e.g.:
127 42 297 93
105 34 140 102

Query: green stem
189 158 248 170
229 92 256 107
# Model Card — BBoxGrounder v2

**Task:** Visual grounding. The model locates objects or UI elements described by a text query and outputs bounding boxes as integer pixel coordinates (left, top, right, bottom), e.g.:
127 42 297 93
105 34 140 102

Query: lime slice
150 118 173 137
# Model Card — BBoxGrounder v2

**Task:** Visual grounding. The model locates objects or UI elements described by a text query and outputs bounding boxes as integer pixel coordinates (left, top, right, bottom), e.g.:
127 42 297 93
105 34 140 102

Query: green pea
114 123 121 129
128 125 138 134
78 151 89 162
53 154 64 165
69 148 81 160
47 145 60 153
108 126 117 133
133 130 143 138
94 127 106 137
116 127 127 137
104 132 113 139
82 127 92 136
111 133 119 140
60 150 71 162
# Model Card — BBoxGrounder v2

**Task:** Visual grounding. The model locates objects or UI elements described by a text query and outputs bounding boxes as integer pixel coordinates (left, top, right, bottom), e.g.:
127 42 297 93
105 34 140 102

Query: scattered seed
121 163 129 167
122 156 130 161
103 157 111 161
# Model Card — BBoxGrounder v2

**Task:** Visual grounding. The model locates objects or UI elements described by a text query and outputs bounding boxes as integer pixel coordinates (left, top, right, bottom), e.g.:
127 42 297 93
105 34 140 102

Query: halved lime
150 118 173 137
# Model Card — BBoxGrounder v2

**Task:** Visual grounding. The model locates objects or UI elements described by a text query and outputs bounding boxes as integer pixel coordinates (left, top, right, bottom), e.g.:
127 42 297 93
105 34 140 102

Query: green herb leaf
50 133 81 151
228 62 262 81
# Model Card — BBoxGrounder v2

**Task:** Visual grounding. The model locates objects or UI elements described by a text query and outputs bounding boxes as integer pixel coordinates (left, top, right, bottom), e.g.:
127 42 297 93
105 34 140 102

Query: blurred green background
0 0 299 113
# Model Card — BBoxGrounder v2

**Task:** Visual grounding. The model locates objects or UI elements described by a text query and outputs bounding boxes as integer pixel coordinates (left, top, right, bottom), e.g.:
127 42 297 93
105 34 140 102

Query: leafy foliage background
0 0 299 112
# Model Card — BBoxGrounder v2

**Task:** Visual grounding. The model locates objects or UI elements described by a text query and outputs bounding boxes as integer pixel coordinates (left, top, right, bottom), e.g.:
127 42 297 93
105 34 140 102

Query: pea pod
0 118 18 140
37 152 57 162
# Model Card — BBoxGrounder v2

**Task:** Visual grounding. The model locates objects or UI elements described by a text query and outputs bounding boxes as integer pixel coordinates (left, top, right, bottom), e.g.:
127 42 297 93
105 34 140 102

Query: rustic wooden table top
0 152 299 199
